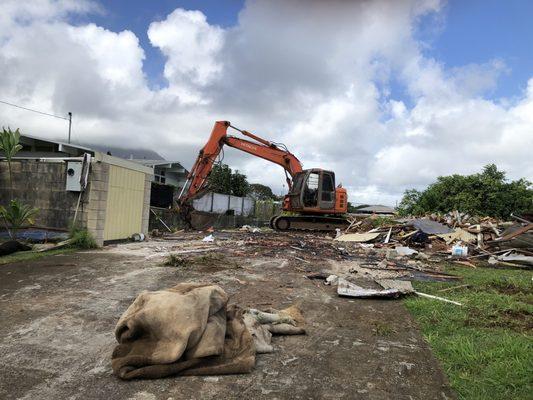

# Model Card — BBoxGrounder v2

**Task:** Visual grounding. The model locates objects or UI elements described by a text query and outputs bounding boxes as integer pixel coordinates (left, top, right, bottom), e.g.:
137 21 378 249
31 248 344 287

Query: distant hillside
79 143 165 160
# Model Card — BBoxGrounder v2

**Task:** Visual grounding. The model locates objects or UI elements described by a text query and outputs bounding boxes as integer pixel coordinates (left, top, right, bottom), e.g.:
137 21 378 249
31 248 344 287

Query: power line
0 99 69 121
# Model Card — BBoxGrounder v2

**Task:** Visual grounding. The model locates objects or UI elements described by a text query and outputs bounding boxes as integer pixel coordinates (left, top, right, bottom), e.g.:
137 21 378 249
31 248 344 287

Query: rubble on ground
339 211 533 269
134 211 531 310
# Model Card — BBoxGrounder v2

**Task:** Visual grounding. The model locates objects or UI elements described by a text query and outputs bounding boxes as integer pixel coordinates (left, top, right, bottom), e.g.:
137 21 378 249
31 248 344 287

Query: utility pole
67 112 72 143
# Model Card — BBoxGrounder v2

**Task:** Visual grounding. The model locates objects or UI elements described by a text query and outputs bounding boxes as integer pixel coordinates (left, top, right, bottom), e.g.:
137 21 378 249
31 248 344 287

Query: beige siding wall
103 165 146 241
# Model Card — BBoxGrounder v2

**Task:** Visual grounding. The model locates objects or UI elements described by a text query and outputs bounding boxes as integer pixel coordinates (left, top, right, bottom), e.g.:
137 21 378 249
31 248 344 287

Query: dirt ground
0 231 455 399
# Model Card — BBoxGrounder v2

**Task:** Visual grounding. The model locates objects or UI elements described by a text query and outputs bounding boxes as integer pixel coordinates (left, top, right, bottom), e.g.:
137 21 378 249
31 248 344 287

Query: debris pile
336 212 533 269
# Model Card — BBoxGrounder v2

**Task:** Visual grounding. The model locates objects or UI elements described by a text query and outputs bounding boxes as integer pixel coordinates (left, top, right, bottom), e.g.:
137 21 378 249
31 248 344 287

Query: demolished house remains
101 207 531 380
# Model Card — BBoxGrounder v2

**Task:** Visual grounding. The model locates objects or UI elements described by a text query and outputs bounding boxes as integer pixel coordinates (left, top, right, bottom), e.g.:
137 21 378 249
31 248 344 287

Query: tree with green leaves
208 164 232 194
208 163 250 197
249 183 277 200
397 164 532 218
0 127 22 200
230 170 250 197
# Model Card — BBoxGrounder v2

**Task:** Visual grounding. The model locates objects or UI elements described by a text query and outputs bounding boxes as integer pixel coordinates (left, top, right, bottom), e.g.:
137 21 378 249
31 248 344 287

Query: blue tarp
0 229 68 243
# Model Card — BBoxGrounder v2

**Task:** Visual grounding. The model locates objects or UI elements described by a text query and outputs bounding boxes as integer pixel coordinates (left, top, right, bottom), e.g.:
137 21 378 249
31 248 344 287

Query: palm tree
0 200 39 239
0 128 38 240
0 127 22 200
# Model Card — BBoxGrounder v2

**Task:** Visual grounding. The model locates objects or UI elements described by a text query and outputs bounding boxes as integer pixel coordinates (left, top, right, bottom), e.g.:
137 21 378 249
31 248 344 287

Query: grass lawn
0 248 77 265
405 264 533 400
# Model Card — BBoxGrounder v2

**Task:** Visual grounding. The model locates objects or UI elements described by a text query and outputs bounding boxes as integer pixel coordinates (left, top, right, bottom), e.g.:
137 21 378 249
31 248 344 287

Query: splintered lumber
384 228 392 243
452 260 477 268
37 238 73 252
497 224 533 242
150 208 172 232
335 232 380 242
345 218 362 232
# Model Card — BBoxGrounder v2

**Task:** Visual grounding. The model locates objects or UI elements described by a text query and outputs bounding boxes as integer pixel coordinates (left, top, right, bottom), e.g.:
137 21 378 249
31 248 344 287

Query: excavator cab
286 169 337 212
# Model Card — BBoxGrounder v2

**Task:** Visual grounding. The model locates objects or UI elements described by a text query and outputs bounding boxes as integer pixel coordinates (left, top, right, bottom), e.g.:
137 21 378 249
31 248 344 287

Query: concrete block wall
0 160 84 229
1 159 152 246
84 162 109 246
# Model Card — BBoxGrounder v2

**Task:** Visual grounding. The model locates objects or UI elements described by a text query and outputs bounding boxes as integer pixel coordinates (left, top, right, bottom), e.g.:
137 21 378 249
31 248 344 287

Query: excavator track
271 215 349 232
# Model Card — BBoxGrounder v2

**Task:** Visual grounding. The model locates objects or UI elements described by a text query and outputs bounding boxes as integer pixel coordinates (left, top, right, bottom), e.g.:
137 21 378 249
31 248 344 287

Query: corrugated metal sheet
104 165 145 241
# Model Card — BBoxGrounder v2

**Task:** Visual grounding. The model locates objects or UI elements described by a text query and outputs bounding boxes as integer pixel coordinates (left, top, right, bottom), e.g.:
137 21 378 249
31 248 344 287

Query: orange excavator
178 121 349 231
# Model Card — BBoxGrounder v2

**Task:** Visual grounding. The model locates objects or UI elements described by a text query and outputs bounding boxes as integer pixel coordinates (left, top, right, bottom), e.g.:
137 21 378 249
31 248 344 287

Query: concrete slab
0 235 455 400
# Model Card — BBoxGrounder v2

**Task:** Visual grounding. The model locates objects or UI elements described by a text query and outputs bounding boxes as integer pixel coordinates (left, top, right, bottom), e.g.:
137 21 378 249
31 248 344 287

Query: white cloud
0 0 531 207
148 8 224 103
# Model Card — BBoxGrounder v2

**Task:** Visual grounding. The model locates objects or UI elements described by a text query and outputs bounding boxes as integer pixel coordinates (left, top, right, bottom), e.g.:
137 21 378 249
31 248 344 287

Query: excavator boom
179 121 302 204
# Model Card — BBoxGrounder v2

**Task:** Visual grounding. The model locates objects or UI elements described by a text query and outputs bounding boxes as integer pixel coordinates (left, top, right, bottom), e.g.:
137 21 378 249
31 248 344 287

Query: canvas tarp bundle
112 283 255 380
112 283 306 380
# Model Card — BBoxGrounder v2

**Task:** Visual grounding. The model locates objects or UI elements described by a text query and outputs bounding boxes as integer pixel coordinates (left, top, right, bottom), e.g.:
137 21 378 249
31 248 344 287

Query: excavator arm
178 121 302 206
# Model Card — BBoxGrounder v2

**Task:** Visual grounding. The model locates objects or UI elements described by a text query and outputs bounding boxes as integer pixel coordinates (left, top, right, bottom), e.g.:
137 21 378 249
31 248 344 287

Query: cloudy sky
1 0 532 205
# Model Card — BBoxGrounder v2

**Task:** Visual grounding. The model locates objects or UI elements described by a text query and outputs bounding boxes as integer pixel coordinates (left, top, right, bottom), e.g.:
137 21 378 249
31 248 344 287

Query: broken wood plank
37 238 73 252
291 255 310 264
415 292 462 306
496 224 533 242
452 260 477 268
384 227 392 244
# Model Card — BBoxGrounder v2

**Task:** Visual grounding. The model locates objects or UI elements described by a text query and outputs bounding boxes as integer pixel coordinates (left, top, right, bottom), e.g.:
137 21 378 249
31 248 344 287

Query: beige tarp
112 283 255 379
112 283 306 380
437 228 476 244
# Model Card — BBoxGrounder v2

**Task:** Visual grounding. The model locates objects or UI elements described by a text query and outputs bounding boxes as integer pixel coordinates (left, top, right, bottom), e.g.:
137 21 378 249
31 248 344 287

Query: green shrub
397 164 532 218
164 254 188 267
69 227 97 249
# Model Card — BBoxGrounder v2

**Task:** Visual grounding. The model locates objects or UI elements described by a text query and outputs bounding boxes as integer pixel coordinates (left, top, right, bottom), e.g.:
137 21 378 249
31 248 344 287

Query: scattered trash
337 278 407 298
241 225 261 233
395 246 418 256
281 356 299 366
131 233 145 242
325 274 338 285
451 245 468 258
202 234 215 242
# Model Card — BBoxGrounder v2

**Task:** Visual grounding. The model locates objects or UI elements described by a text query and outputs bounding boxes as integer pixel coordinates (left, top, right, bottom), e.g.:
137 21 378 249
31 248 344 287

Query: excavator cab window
321 173 334 201
319 171 336 210
303 172 319 207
